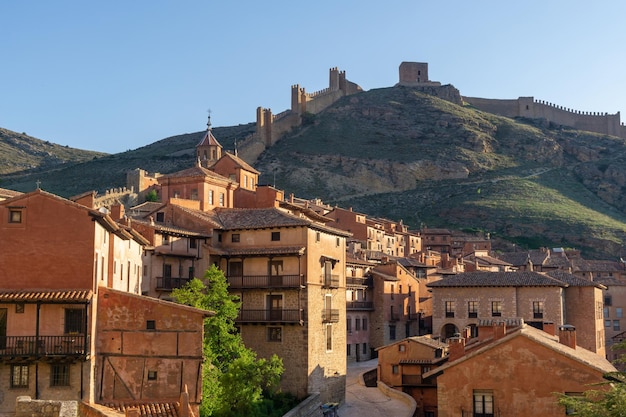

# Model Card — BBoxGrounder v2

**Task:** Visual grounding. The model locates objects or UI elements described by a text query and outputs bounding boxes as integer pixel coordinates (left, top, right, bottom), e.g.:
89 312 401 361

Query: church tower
196 114 222 168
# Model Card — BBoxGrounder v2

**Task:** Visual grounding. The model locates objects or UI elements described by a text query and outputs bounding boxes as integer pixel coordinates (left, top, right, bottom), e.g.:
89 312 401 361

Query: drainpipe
36 301 41 399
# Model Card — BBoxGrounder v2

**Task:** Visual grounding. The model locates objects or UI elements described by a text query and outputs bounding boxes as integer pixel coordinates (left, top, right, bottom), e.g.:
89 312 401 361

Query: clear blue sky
1 1 625 154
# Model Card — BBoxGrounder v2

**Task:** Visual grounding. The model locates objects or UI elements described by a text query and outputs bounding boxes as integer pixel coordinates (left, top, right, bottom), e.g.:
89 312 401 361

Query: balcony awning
0 290 93 304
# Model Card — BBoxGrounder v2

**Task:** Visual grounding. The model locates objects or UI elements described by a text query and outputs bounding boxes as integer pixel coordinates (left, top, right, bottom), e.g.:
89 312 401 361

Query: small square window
271 232 280 241
147 320 156 330
147 370 157 381
9 209 22 223
316 232 321 242
11 364 29 388
392 365 399 374
51 364 70 386
155 212 164 222
232 233 240 243
268 327 282 342
399 344 406 352
16 303 25 314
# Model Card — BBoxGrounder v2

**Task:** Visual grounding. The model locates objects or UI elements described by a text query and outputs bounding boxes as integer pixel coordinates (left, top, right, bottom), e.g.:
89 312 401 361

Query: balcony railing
346 301 374 310
0 335 87 357
322 309 340 323
227 274 304 289
156 276 192 290
236 309 304 324
321 275 340 288
346 277 373 287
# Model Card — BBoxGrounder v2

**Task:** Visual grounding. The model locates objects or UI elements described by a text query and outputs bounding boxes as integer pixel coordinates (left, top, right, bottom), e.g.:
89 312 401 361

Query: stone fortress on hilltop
234 61 626 164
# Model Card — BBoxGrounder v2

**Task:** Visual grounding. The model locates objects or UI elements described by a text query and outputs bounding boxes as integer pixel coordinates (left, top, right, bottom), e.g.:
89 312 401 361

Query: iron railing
227 274 304 289
0 335 87 357
156 276 192 290
236 309 304 324
346 301 374 310
322 309 340 323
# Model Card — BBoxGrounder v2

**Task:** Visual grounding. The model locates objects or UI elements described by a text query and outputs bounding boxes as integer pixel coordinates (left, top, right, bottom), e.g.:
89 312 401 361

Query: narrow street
339 359 414 417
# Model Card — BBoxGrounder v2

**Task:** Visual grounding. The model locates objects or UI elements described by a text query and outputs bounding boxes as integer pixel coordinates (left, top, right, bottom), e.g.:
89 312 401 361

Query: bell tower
196 113 222 168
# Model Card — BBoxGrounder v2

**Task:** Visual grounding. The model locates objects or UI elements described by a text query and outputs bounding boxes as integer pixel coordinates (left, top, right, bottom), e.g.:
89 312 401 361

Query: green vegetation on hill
2 85 625 259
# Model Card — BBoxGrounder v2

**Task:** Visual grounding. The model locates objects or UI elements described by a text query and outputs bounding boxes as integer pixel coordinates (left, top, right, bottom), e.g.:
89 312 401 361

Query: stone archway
441 323 459 341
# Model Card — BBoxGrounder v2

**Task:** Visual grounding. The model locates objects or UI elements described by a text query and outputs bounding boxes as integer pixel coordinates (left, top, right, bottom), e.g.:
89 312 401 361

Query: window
604 307 610 319
9 209 22 223
15 303 24 314
491 301 502 317
64 309 85 334
267 327 282 342
231 233 240 243
614 320 620 331
355 318 361 331
189 238 197 249
392 365 399 374
445 301 455 318
316 232 321 242
468 301 478 318
336 237 340 247
219 193 224 207
389 325 396 340
11 364 28 388
229 261 243 277
51 364 70 386
347 318 352 333
147 320 156 330
209 190 214 205
362 343 367 354
618 308 623 318
156 212 164 222
473 390 494 417
533 301 544 319
605 319 612 328
399 344 406 352
147 370 157 381
347 344 351 356
326 324 333 351
271 231 280 241
605 295 612 306
191 189 198 200
363 318 368 331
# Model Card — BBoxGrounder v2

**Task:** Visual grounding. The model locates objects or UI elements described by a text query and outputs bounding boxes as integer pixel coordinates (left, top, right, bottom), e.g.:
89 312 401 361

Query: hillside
2 86 626 259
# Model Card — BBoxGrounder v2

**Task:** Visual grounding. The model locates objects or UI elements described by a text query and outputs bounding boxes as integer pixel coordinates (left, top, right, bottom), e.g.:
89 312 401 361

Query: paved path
338 359 413 417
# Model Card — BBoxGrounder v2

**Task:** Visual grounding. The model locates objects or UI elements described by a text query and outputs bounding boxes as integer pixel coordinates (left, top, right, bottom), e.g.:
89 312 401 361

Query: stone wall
15 397 77 417
464 95 626 138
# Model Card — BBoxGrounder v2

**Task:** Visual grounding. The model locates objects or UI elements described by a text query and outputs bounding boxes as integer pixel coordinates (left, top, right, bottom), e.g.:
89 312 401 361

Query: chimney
447 335 466 362
290 193 294 203
543 321 556 336
559 325 577 349
493 321 506 340
110 204 125 220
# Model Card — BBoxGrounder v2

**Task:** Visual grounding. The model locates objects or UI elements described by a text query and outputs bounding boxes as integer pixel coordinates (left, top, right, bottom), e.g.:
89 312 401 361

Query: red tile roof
0 290 93 303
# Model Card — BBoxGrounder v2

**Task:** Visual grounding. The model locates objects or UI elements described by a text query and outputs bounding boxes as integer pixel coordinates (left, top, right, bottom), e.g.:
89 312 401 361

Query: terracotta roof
0 290 93 303
105 402 180 417
427 271 568 288
159 164 232 183
0 187 22 199
371 270 399 281
132 218 212 238
464 254 512 266
220 152 260 174
423 323 617 379
546 270 605 288
498 250 550 266
571 258 625 272
197 129 221 148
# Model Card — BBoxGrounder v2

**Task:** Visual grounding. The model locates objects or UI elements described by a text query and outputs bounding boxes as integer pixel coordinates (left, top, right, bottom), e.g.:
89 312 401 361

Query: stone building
376 336 447 417
0 189 207 416
425 322 616 417
427 271 606 356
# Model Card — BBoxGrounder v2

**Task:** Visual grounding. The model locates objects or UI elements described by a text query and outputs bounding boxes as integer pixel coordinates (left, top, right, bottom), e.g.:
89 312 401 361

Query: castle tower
399 62 430 84
196 114 222 168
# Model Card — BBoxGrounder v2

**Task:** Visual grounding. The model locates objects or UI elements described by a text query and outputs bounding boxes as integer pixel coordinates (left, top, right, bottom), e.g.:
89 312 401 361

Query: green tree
145 189 158 202
172 265 287 416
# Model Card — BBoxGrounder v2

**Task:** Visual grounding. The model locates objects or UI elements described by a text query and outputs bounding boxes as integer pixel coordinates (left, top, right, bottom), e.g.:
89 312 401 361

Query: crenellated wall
240 67 363 162
464 96 626 138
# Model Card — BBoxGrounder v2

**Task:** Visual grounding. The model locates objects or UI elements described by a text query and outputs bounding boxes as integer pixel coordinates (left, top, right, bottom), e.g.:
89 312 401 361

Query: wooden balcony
322 309 340 323
227 274 304 289
321 275 340 289
402 374 424 385
236 309 304 324
346 301 374 311
156 276 192 290
0 335 87 359
346 277 372 287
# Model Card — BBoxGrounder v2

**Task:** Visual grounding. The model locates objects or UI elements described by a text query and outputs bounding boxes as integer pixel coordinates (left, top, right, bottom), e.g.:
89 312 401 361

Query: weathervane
36 179 41 189
207 109 212 131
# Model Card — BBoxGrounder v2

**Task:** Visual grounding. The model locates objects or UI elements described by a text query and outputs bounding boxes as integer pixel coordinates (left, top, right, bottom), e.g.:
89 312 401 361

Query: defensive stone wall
464 95 626 138
15 397 78 417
